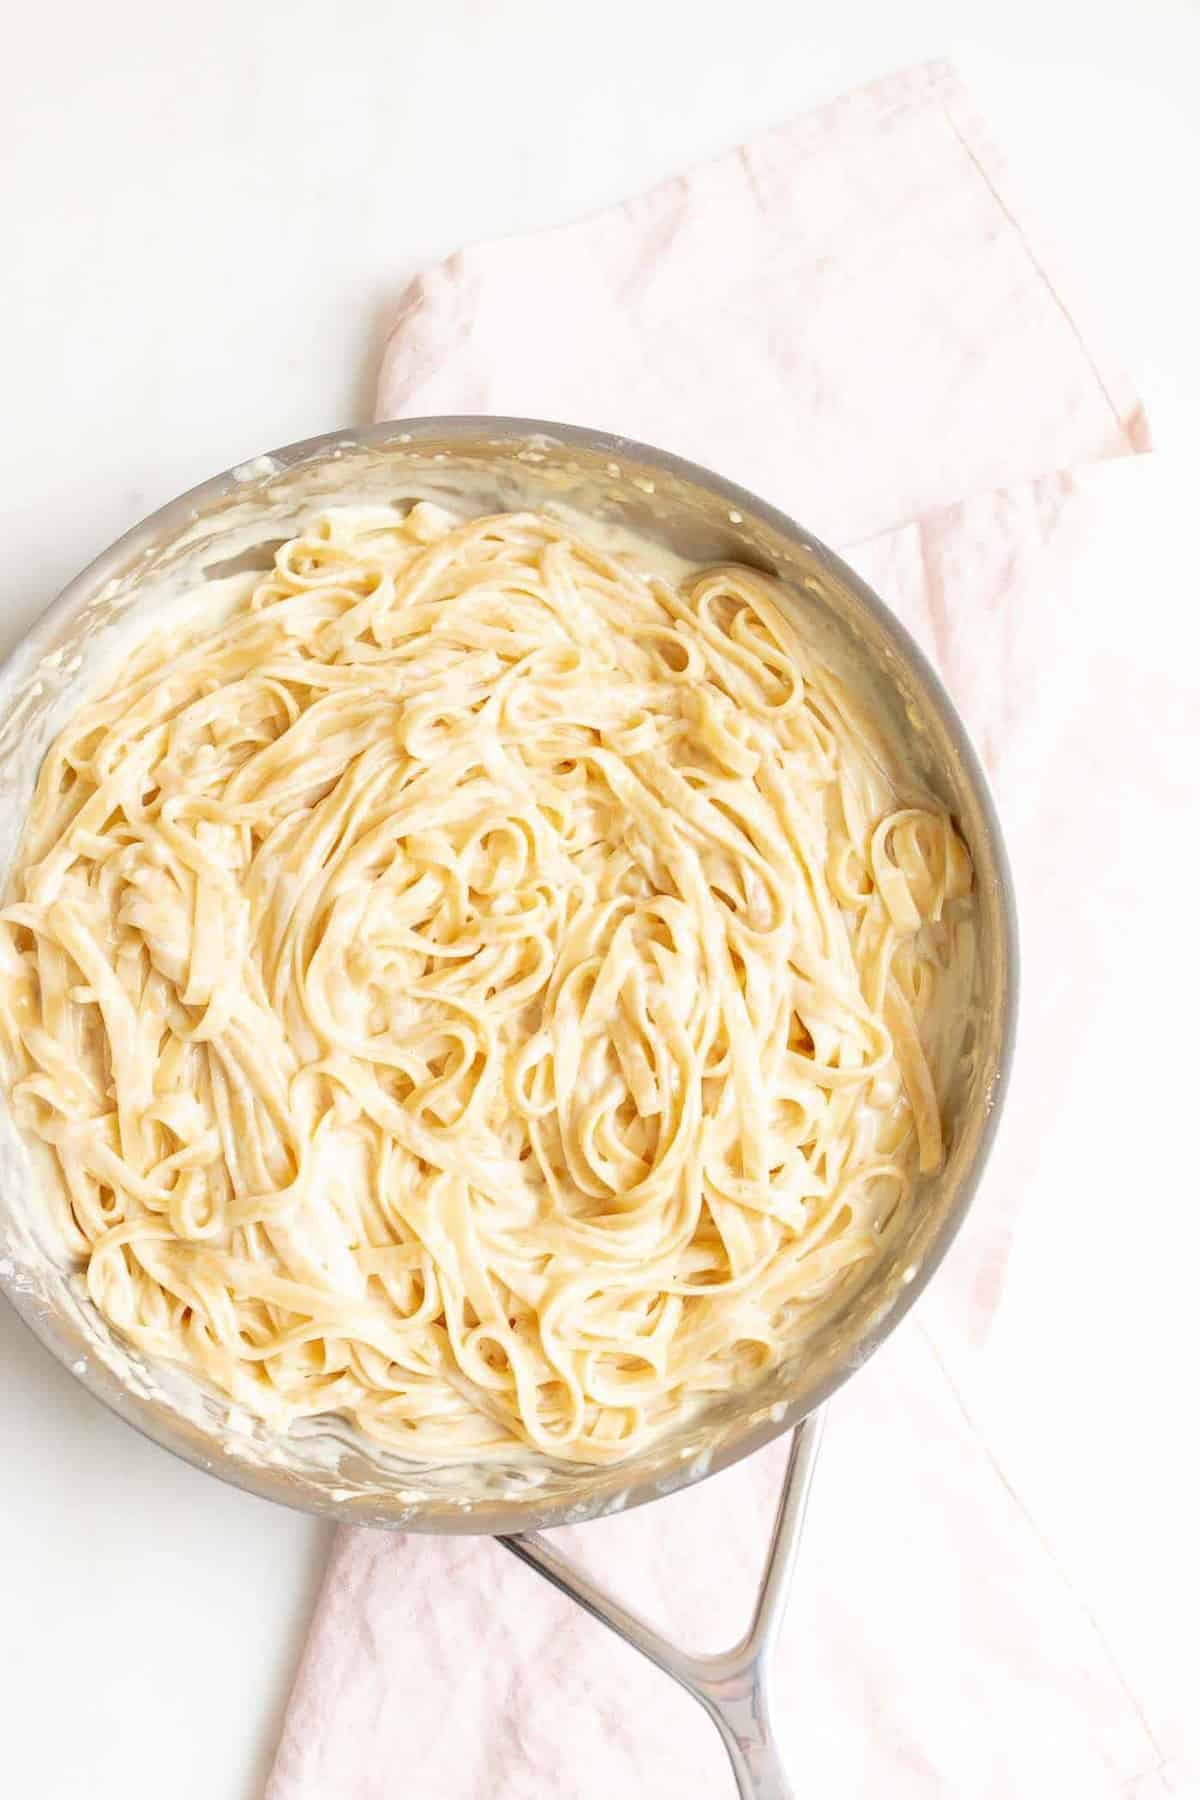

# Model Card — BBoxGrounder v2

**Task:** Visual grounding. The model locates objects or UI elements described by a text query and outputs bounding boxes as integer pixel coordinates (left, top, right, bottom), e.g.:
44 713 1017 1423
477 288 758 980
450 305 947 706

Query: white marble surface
2 5 1198 1796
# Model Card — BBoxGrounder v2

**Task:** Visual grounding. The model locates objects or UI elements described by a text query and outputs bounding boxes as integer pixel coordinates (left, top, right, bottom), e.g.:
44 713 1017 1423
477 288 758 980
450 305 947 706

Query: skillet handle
499 1410 824 1799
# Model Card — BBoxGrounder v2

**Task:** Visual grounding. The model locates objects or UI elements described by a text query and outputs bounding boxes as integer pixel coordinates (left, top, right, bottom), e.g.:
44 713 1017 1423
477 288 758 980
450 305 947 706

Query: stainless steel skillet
0 418 1017 1796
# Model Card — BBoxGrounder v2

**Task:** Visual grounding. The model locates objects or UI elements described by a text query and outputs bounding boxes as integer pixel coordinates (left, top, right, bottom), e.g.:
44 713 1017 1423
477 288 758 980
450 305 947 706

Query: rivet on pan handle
500 1409 825 1799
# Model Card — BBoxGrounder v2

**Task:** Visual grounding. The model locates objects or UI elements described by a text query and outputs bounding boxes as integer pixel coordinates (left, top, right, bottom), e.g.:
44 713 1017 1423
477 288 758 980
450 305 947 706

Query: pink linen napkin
268 61 1191 1798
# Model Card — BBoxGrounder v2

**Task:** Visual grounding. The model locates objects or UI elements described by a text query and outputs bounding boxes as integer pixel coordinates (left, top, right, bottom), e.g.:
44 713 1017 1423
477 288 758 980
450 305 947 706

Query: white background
2 5 1198 1796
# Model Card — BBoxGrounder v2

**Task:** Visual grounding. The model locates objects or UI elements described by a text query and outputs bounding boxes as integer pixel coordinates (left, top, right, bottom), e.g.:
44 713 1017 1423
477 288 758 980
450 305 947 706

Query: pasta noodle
0 503 974 1464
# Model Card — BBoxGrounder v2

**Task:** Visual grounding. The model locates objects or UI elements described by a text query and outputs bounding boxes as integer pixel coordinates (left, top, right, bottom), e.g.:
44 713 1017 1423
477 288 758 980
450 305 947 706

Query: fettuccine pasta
0 503 973 1464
